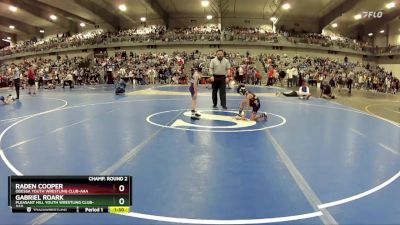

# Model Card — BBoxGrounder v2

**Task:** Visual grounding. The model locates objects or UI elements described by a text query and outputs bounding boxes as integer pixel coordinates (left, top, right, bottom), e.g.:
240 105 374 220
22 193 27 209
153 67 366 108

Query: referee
11 63 20 100
209 49 231 109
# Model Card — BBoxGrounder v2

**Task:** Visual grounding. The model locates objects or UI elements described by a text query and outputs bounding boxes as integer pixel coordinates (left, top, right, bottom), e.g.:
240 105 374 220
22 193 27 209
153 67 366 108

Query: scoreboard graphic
8 176 132 213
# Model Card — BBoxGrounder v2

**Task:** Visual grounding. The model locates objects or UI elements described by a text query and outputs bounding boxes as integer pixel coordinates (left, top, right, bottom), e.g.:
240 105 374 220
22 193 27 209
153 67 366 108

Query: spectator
320 81 336 99
298 81 311 99
27 64 36 95
115 76 126 95
287 67 293 87
255 69 262 86
63 71 74 89
238 65 244 83
278 69 286 87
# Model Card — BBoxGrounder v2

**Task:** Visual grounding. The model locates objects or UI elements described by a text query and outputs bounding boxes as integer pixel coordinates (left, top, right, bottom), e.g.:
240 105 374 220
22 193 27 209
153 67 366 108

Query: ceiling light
282 3 291 10
118 4 127 11
80 22 86 27
9 5 17 12
354 14 362 20
380 30 385 33
368 33 373 36
332 23 338 28
386 2 396 9
50 15 57 20
9 25 15 29
140 17 146 22
201 0 209 7
270 17 278 22
40 29 45 33
206 15 213 20
7 37 11 40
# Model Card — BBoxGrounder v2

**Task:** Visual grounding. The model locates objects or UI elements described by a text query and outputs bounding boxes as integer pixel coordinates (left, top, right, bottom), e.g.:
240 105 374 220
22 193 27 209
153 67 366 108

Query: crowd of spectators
258 54 399 94
93 51 190 85
1 25 382 57
373 44 400 54
3 30 105 55
0 56 92 89
223 26 278 42
283 31 371 51
0 50 194 89
0 48 398 95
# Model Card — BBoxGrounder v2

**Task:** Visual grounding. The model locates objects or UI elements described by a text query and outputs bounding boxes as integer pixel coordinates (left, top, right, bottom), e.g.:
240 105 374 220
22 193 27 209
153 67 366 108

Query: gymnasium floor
0 84 399 225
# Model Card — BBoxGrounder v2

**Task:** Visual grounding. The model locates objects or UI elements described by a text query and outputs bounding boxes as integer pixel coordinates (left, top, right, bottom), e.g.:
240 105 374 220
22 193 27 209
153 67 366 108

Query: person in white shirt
119 68 126 77
128 70 135 86
276 81 311 100
238 65 244 83
286 67 293 87
209 49 231 109
358 74 364 89
297 81 311 99
147 67 156 85
63 72 74 89
292 67 299 86
385 77 391 93
10 63 20 99
73 70 79 79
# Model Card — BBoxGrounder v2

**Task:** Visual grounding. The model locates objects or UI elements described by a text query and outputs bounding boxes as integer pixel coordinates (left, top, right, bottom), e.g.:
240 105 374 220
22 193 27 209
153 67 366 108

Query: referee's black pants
212 75 226 108
63 80 73 88
13 78 20 99
347 79 353 94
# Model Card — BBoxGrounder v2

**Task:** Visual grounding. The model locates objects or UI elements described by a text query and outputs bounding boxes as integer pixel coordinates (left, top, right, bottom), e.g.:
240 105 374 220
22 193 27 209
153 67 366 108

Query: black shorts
252 104 260 113
250 98 261 113
28 79 35 86
115 87 125 94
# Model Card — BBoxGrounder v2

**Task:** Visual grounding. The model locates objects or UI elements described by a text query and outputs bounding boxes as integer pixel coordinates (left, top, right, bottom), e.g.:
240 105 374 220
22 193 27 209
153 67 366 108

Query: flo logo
146 109 286 132
362 11 383 18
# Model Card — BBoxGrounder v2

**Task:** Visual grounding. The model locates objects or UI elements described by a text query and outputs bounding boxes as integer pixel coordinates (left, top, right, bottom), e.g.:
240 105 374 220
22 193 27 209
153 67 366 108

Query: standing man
10 63 20 100
27 64 36 95
209 49 231 109
347 71 354 95
286 66 293 87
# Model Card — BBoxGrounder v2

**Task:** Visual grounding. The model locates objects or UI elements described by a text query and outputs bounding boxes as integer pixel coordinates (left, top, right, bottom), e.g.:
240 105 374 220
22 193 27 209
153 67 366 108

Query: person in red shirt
255 69 262 85
267 66 275 86
177 57 184 66
27 64 36 95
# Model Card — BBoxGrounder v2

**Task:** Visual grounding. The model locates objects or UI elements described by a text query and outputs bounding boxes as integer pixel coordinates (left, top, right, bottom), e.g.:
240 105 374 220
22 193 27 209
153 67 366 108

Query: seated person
171 75 179 84
320 81 336 99
62 72 74 88
115 76 126 95
77 75 83 85
298 81 311 99
1 94 15 104
236 85 268 121
276 81 312 100
47 82 56 89
179 75 187 84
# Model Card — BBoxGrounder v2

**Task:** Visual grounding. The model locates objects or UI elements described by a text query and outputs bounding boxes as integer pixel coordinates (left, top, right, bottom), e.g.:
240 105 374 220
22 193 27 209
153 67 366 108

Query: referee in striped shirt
10 63 20 100
209 49 231 109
